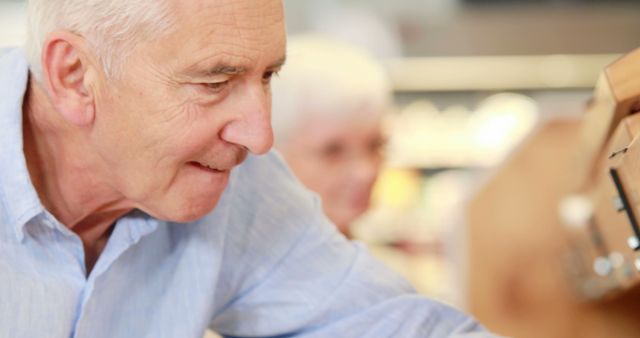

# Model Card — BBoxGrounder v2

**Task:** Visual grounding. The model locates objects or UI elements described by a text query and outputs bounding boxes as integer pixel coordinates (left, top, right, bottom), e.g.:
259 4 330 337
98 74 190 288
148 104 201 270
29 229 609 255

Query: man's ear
41 31 97 127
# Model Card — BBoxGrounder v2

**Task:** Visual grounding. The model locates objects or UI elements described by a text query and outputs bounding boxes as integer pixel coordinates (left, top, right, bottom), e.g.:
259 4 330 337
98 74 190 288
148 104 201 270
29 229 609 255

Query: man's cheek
155 96 192 124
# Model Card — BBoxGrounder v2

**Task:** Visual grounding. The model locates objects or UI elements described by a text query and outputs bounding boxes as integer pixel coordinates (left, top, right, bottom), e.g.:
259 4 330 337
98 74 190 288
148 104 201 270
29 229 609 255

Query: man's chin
161 168 231 222
140 190 224 223
163 199 221 223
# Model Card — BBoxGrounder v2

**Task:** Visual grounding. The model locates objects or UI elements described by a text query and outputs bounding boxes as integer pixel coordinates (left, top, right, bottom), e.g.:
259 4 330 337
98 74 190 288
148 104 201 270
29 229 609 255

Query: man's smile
189 161 227 173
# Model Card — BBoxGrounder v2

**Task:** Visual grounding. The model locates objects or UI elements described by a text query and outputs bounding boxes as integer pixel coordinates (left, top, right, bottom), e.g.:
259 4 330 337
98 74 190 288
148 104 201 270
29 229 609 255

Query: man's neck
22 77 134 273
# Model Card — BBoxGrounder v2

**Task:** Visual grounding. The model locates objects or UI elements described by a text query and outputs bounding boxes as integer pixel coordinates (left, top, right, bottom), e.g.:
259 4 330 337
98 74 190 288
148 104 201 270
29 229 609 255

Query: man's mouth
188 150 248 174
188 161 227 173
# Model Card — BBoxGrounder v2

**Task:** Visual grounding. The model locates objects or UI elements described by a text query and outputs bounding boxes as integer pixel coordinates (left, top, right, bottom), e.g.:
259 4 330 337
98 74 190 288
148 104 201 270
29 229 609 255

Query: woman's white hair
26 0 174 80
271 34 392 146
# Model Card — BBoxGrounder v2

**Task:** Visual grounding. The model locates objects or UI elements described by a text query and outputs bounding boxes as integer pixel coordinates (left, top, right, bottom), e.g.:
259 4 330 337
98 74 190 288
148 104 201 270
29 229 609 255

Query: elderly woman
272 36 391 238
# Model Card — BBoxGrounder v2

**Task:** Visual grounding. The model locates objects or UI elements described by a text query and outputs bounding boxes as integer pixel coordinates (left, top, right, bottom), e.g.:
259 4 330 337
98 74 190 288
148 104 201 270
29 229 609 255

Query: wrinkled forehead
156 0 286 71
173 0 283 31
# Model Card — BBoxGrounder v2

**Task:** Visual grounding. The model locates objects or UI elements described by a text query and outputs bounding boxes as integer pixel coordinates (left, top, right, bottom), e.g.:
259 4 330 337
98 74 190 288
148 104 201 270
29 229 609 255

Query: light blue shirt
0 49 497 338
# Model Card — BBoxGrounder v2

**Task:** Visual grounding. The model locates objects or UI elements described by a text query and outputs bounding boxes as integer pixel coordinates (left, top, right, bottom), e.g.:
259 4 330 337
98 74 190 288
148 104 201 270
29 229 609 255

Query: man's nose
220 86 274 155
350 153 382 185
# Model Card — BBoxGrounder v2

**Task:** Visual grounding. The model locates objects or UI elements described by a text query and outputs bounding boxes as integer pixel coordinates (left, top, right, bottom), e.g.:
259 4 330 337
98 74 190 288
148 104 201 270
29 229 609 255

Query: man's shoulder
0 48 29 91
0 47 26 66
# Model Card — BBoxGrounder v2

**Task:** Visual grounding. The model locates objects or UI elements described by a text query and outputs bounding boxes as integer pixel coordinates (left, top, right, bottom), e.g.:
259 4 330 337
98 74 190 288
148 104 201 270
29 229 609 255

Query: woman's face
280 115 385 236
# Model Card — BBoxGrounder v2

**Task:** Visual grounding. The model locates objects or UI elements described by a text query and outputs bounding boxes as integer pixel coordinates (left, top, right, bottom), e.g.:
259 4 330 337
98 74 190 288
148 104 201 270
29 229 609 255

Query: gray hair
26 0 174 80
271 34 392 146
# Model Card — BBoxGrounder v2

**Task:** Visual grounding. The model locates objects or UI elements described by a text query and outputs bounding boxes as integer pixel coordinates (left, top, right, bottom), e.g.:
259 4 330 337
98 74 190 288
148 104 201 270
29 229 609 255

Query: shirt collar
0 49 46 242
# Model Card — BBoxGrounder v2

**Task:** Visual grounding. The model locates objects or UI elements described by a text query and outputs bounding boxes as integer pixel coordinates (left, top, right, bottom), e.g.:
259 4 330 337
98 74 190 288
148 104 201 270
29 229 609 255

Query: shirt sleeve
208 151 502 338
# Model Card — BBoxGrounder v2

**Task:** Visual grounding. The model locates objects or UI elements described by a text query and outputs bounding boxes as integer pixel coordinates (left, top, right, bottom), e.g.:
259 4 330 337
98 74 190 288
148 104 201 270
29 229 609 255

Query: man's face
89 0 286 222
281 116 385 234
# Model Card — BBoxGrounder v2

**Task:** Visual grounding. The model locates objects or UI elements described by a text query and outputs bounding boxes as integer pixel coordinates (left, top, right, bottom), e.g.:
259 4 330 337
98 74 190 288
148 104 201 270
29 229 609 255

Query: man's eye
262 70 279 84
369 137 388 155
320 142 345 161
203 81 229 92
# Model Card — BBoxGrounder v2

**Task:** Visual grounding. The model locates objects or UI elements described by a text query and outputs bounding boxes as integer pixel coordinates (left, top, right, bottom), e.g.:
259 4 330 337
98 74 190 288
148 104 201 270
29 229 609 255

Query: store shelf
387 54 621 92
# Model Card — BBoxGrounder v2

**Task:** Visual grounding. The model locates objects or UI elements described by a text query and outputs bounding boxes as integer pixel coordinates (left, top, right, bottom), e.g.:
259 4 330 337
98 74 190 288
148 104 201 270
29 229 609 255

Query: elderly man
0 0 499 337
272 36 388 238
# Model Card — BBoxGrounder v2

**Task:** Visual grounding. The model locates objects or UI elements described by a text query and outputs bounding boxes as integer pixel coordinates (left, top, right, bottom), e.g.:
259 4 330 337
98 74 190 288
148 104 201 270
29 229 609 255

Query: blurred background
3 0 640 337
279 0 639 309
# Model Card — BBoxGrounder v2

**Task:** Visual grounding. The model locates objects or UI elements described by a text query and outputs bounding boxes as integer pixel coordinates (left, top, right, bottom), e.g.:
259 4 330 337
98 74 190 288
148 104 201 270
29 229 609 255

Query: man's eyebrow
205 64 247 76
189 56 286 78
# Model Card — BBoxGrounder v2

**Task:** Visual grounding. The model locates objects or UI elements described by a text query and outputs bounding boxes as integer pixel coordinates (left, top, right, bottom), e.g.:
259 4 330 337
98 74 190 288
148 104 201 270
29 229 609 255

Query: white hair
271 34 392 146
26 0 174 80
